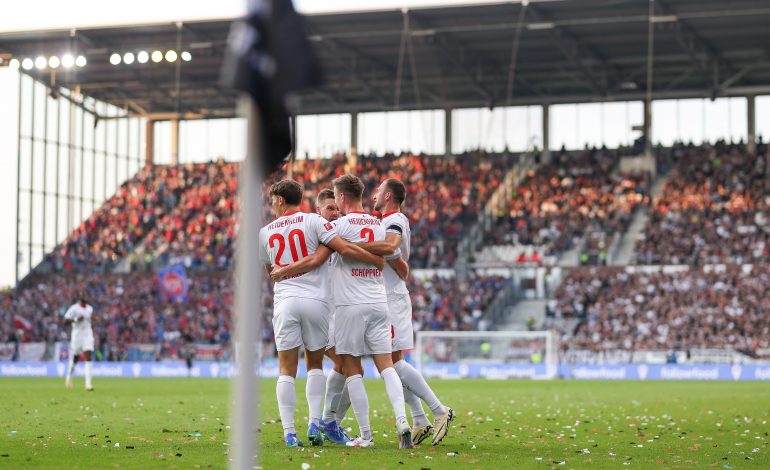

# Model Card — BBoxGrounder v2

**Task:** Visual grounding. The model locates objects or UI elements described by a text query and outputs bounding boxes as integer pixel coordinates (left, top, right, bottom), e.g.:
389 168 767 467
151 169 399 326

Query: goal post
414 330 558 380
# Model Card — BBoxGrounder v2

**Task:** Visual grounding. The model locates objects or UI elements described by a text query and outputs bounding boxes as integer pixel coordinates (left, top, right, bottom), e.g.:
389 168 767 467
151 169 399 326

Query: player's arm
63 306 76 324
326 236 386 271
388 257 410 280
270 245 334 282
355 232 402 256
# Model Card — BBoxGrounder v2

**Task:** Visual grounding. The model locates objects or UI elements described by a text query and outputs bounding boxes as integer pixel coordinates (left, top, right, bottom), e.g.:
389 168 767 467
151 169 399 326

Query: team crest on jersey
324 223 333 230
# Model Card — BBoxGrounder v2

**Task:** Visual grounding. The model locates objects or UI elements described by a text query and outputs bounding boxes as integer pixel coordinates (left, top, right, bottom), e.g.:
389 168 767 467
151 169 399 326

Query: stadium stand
2 269 508 360
484 147 650 261
553 264 770 355
635 142 770 265
41 151 515 273
10 141 770 359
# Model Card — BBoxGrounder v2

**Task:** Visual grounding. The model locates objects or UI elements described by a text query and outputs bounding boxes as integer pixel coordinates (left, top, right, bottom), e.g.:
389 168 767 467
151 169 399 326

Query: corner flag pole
231 97 263 470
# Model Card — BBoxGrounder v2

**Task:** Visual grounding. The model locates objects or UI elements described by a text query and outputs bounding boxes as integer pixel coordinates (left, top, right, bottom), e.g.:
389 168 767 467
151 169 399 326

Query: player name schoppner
267 215 304 230
347 217 378 226
351 268 382 277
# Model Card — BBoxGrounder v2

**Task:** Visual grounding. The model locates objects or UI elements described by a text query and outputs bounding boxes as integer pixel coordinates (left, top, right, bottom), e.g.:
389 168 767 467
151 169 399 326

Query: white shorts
388 294 414 351
334 303 391 357
326 309 336 350
71 334 95 355
272 297 330 352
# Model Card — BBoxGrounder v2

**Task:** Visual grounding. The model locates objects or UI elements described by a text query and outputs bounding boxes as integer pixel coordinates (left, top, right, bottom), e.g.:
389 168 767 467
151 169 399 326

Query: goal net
414 330 558 380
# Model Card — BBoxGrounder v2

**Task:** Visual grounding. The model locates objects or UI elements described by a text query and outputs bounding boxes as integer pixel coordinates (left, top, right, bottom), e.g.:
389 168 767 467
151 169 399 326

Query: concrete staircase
612 173 670 265
455 153 538 275
500 299 548 330
557 237 585 267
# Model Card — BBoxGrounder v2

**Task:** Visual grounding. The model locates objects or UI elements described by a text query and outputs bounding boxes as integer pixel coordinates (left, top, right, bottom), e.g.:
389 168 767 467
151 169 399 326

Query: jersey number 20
269 230 308 266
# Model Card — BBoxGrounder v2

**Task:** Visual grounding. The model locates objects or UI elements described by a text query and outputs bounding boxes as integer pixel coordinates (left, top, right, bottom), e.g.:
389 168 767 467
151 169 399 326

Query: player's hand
270 265 286 282
76 316 83 322
374 256 385 271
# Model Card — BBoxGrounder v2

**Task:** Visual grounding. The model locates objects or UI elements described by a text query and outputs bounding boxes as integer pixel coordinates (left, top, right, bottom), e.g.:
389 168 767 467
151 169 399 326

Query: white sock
276 375 297 435
84 361 93 388
394 360 446 417
345 374 371 440
404 388 430 427
336 385 351 426
322 369 346 423
66 356 75 379
306 369 325 426
380 367 407 423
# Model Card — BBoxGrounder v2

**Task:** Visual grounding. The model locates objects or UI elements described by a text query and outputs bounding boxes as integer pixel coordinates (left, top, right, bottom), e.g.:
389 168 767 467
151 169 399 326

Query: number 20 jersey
331 212 387 307
259 211 337 304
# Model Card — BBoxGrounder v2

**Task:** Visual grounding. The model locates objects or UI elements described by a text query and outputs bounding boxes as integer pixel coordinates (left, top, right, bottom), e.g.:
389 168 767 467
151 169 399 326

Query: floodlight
35 56 47 69
181 51 192 62
48 56 60 68
123 52 135 65
9 58 20 70
76 55 87 67
137 51 149 64
110 53 122 65
151 50 163 63
61 54 74 68
165 50 177 62
22 58 34 70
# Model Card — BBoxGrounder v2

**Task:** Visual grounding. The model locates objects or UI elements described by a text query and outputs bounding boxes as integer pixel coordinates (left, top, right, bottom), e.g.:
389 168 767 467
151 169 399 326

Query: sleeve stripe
386 224 403 234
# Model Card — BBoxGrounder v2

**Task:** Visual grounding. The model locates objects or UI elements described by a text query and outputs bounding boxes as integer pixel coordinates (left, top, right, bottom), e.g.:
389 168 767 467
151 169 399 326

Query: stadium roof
1 0 769 118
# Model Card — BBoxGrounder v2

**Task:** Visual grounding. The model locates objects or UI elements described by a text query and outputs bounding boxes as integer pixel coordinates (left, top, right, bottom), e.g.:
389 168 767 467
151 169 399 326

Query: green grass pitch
1 378 769 469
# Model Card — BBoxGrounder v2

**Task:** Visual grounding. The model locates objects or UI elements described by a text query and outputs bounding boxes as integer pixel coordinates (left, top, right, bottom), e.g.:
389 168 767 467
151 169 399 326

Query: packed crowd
281 151 514 268
48 165 191 272
1 272 234 360
141 161 239 270
486 148 650 257
552 265 770 352
409 273 510 332
2 270 509 358
635 142 770 265
39 151 514 274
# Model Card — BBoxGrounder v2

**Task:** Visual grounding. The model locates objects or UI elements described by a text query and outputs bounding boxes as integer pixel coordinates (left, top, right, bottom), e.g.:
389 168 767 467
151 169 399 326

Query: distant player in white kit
64 295 95 391
329 174 412 449
359 178 455 445
260 179 385 447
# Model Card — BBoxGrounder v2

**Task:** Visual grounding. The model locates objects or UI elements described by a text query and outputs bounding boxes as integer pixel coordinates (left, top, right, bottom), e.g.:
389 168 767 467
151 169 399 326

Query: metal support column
145 120 154 167
92 107 97 210
444 108 452 156
350 112 358 157
79 103 86 223
747 95 756 154
67 97 76 235
28 81 36 275
542 104 551 164
170 119 179 165
14 73 23 284
114 113 119 191
643 99 652 154
54 97 61 253
644 0 655 155
102 108 108 199
41 88 49 256
125 118 131 178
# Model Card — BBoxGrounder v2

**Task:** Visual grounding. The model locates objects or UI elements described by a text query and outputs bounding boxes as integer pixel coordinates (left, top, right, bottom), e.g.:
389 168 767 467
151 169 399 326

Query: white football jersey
331 212 388 306
64 303 94 336
319 254 334 301
381 211 411 296
259 211 337 303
